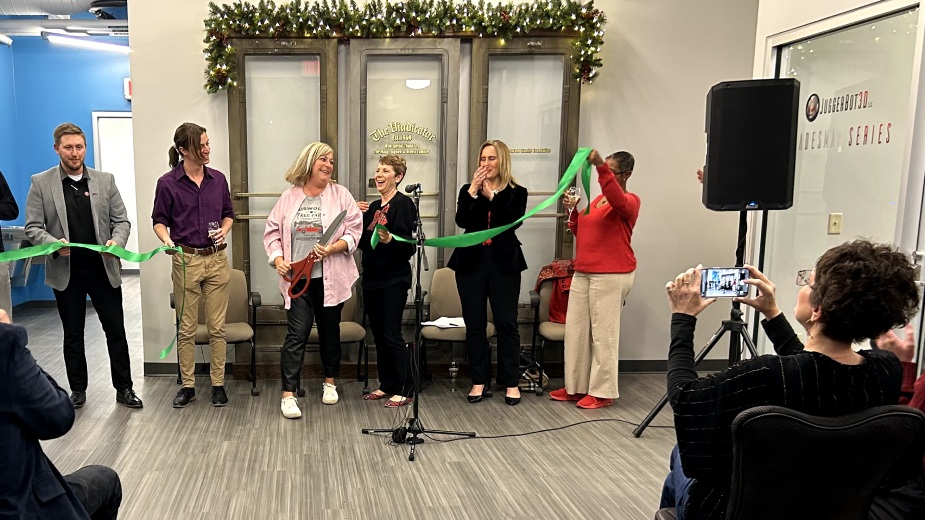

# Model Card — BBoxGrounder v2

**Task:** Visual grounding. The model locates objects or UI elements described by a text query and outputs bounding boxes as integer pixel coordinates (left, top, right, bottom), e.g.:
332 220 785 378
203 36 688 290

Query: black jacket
447 183 528 275
0 323 89 519
0 171 20 253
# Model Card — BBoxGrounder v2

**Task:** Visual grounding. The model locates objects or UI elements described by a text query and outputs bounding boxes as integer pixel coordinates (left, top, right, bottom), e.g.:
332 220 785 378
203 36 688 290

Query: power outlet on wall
827 213 843 235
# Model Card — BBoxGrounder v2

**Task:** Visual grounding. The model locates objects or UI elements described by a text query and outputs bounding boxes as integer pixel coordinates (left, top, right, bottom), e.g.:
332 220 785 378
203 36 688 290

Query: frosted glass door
245 55 322 306
487 55 565 303
363 55 443 301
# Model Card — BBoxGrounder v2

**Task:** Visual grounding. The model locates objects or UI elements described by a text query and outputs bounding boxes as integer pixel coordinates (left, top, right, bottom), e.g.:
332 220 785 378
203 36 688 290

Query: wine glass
208 221 221 246
565 186 581 210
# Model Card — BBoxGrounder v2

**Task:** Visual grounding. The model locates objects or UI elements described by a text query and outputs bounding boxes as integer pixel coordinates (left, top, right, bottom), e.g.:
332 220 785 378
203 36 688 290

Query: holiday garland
204 0 606 93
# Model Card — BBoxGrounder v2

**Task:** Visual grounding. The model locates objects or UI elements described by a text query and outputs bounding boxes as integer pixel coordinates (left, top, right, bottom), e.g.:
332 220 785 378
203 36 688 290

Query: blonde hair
480 140 517 189
284 142 334 186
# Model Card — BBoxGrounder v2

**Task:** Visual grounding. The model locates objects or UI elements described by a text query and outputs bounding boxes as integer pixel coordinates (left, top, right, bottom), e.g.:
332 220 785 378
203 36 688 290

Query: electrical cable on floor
364 416 674 445
369 343 675 446
422 417 674 443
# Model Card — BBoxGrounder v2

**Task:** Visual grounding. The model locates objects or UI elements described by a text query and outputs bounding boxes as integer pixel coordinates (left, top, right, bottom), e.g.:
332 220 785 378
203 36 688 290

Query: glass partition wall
759 8 919 353
224 35 582 362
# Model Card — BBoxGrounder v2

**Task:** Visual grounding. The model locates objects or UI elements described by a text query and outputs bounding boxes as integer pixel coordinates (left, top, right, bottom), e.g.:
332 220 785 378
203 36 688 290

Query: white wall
131 0 761 367
129 0 230 365
578 0 759 360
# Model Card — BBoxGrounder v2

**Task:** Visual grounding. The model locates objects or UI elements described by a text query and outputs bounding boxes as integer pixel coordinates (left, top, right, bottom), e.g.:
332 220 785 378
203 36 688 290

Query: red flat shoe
362 391 390 401
576 395 613 409
385 397 412 408
549 387 585 402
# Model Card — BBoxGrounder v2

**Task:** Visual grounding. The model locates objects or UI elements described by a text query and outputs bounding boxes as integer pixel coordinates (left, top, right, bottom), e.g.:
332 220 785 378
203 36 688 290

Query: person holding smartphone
549 149 640 409
660 240 918 520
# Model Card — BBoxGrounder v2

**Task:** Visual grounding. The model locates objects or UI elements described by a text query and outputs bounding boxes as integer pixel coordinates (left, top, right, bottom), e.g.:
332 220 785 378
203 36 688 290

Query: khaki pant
563 271 635 399
172 251 230 387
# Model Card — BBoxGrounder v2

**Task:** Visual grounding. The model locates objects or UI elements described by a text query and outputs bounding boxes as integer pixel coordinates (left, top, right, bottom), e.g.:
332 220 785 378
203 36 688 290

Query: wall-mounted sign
370 121 436 155
798 88 891 150
509 148 552 153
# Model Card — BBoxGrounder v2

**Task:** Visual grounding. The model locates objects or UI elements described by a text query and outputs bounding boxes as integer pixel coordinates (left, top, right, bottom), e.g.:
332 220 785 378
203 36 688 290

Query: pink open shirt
263 183 362 309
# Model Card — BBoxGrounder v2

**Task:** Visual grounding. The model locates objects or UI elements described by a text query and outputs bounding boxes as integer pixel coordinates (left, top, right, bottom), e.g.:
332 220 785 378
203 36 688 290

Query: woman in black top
660 240 919 520
447 140 528 406
358 155 416 407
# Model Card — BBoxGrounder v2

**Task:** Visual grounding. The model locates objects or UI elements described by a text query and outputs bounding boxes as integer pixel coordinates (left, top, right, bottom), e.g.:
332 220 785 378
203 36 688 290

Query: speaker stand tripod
632 211 759 438
361 186 475 461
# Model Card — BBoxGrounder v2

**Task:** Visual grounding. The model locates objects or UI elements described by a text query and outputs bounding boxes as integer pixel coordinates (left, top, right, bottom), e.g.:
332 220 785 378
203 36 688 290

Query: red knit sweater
567 163 640 273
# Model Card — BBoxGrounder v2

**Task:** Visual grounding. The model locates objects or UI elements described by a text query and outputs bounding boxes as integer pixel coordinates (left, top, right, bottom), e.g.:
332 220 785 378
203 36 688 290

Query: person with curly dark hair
659 240 919 520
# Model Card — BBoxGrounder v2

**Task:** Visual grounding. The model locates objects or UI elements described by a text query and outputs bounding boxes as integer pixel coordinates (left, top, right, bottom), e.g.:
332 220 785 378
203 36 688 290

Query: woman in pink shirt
263 142 362 419
550 149 640 409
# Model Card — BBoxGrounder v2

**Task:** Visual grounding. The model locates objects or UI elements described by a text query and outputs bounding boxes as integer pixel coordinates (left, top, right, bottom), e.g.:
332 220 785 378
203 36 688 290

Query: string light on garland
203 0 606 93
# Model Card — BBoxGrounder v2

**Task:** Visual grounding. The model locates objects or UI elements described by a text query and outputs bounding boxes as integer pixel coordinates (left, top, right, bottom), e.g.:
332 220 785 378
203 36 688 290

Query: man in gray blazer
25 123 142 410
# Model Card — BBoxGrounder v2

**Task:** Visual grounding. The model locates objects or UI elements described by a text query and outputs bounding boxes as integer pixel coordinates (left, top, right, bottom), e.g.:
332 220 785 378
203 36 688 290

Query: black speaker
703 78 800 211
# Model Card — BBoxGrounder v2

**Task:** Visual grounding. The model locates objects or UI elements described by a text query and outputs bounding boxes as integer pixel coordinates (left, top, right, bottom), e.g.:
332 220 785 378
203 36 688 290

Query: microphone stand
362 185 475 461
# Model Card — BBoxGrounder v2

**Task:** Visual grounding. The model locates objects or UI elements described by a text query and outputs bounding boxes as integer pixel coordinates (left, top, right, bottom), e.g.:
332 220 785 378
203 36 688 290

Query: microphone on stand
404 183 422 194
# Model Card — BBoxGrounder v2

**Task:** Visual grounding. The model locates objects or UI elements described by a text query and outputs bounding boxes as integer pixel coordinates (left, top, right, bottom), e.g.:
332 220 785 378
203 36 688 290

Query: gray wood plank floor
17 274 679 519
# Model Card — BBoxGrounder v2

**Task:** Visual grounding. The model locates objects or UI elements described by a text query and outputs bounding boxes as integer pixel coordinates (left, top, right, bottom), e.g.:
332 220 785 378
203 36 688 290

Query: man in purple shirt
152 122 234 408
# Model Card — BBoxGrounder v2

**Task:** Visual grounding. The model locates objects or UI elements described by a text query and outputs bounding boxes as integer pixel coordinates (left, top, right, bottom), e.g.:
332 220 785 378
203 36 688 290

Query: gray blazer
24 165 131 291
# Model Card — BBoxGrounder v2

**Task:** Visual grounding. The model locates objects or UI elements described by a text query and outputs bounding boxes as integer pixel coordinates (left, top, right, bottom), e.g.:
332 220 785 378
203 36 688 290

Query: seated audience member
869 324 925 519
660 240 919 520
0 310 122 519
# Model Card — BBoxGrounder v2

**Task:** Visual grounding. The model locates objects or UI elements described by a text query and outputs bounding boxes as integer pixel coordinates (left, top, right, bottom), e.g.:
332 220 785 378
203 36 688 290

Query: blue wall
1 36 130 303
8 36 131 221
0 44 15 190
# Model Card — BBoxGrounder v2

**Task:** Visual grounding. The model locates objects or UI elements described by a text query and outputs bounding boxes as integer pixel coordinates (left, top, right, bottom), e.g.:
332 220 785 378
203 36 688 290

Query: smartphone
700 267 750 298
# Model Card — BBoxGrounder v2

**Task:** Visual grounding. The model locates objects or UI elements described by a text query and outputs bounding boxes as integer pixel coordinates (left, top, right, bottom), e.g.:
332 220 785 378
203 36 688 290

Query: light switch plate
827 213 843 235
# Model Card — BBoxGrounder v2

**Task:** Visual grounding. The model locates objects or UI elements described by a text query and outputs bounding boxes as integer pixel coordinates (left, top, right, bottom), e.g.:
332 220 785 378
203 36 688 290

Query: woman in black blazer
447 140 528 405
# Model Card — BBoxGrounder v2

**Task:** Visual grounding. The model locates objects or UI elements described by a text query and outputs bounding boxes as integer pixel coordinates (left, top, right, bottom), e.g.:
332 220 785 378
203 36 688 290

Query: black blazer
447 183 528 275
0 324 89 519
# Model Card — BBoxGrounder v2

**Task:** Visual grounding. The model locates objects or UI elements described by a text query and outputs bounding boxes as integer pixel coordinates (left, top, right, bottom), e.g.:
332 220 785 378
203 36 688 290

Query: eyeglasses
609 168 632 176
795 269 813 287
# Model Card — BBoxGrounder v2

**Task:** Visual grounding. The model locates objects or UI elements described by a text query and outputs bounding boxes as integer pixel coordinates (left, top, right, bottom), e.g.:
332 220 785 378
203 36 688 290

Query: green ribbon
0 241 179 263
372 147 593 249
0 242 184 359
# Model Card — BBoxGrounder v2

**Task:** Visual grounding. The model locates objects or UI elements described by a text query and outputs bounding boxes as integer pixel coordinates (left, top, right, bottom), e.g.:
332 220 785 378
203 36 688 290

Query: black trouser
53 263 132 392
456 249 522 388
64 465 122 520
365 281 413 397
869 474 925 520
280 278 343 391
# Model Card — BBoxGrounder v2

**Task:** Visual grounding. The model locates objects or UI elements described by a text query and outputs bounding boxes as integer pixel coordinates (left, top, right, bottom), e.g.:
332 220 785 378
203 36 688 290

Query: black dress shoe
505 388 521 406
116 388 143 409
69 391 86 409
172 387 195 408
211 386 228 407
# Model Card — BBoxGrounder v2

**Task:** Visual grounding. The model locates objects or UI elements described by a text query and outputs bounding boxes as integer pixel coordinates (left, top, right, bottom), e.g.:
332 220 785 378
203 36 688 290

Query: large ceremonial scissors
284 209 347 299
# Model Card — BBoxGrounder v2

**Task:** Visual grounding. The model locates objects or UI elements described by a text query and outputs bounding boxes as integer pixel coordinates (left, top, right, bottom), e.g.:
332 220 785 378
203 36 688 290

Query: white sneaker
281 396 301 419
321 382 339 405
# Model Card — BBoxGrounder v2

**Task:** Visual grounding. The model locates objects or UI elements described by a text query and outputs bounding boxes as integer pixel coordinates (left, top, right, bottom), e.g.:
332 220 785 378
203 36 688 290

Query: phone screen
700 267 750 298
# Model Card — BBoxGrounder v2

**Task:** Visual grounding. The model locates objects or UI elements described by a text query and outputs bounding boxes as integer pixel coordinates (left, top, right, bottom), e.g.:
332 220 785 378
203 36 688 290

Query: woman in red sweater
550 149 640 409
